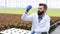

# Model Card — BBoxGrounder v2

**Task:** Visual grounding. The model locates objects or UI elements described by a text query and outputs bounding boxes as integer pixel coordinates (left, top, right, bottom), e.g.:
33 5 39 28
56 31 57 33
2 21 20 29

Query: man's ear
44 9 47 12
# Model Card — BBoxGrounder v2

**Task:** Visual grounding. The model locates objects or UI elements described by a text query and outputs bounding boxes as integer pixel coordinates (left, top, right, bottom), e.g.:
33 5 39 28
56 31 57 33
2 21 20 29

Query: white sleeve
35 17 50 32
21 13 33 21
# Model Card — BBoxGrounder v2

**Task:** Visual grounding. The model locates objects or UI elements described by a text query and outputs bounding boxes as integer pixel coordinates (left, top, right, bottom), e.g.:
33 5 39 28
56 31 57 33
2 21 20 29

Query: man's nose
38 9 40 10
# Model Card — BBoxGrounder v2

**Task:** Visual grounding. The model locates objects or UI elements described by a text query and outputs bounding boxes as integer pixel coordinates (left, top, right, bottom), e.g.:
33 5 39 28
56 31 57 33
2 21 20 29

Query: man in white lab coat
21 3 50 34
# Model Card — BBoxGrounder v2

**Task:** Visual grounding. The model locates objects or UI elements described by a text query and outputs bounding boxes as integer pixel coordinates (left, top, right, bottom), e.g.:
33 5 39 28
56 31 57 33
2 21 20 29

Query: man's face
38 6 46 15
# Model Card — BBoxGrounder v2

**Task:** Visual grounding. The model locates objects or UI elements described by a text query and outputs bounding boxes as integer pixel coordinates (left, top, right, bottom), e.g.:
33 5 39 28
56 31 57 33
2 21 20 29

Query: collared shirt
38 16 42 23
38 14 45 23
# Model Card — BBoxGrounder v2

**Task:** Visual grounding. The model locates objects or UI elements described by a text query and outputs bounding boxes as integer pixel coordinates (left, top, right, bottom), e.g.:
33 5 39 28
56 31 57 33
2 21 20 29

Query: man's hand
25 5 32 14
31 31 35 34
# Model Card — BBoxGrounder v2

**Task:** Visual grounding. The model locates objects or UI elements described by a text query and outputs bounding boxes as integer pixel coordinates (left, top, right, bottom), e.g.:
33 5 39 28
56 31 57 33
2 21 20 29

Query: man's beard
38 10 44 16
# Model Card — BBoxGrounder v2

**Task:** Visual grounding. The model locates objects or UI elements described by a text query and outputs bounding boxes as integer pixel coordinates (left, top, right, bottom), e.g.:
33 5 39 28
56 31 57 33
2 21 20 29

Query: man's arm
21 5 32 21
21 13 33 21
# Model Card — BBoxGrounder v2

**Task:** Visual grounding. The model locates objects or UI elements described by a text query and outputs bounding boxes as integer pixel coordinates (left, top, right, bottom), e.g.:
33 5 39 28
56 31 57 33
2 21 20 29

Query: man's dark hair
39 3 47 9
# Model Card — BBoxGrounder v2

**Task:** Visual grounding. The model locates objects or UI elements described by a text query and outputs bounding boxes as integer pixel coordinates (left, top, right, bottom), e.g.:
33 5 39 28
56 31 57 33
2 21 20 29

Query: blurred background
0 0 60 16
0 0 60 8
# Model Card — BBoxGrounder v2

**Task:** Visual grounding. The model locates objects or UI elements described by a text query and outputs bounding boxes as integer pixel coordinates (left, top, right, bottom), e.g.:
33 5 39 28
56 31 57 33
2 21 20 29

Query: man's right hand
25 5 32 14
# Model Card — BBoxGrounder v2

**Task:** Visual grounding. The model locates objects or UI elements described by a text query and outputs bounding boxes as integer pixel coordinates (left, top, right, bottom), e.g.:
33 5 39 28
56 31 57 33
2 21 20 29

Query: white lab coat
21 13 50 34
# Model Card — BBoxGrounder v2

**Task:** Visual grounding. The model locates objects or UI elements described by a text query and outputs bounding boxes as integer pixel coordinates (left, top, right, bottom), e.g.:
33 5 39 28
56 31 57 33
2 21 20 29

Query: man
21 3 50 34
